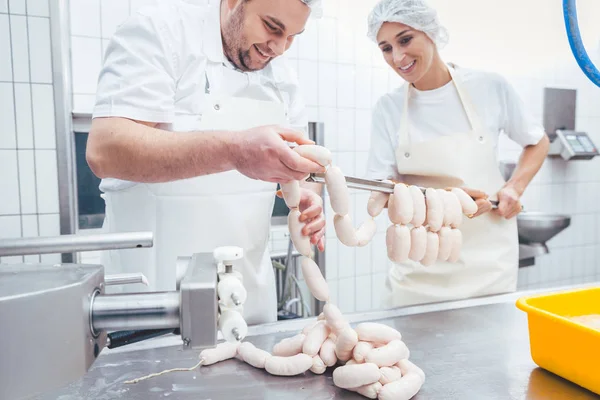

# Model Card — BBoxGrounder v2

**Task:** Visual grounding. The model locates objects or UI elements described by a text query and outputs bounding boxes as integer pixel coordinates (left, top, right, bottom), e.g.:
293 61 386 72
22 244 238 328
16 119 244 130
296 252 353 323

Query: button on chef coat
93 0 308 192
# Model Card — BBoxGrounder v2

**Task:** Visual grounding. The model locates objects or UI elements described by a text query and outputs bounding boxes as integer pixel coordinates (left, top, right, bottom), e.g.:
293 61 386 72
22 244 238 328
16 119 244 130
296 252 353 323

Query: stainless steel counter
34 283 600 400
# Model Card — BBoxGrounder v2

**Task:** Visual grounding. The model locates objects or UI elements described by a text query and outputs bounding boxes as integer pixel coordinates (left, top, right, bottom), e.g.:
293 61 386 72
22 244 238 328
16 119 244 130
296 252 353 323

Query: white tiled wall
68 0 600 313
0 0 61 264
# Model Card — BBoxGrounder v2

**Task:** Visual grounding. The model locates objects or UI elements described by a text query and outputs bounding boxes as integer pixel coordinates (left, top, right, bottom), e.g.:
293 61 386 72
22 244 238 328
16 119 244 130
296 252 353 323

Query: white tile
337 243 355 278
337 64 355 109
321 0 338 18
101 38 110 60
355 274 372 312
0 82 16 148
130 0 157 13
101 0 130 38
71 36 102 94
286 37 299 59
324 237 338 280
14 82 33 148
298 19 318 61
1 255 24 263
31 84 55 148
336 23 354 64
559 247 575 281
0 14 12 81
72 94 97 114
338 276 355 313
317 17 336 63
39 213 61 264
355 243 371 276
10 15 29 82
28 17 52 83
355 109 371 151
372 233 389 273
371 272 388 309
336 152 355 177
0 216 21 242
0 0 7 13
319 107 337 151
70 0 100 37
354 30 372 68
355 152 368 178
336 109 355 152
26 0 48 16
371 67 389 107
0 150 20 214
306 106 318 123
318 62 337 107
298 60 318 107
35 149 59 213
21 214 39 262
8 0 26 14
17 149 36 213
355 66 372 110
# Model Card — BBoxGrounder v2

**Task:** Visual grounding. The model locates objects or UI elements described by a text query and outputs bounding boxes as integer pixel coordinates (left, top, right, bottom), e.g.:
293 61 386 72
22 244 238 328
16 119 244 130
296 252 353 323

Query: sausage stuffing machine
0 232 248 400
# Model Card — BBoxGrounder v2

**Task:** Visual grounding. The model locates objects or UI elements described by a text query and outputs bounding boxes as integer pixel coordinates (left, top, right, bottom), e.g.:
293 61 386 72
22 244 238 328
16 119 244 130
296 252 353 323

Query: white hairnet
367 0 449 49
300 0 323 18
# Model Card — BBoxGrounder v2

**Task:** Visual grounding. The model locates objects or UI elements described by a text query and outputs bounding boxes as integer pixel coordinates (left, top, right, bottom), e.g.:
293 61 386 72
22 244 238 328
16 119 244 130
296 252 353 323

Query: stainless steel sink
517 212 571 244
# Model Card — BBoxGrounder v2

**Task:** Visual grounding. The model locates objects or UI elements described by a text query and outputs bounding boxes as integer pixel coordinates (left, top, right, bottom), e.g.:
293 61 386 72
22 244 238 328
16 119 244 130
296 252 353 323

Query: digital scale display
565 134 597 154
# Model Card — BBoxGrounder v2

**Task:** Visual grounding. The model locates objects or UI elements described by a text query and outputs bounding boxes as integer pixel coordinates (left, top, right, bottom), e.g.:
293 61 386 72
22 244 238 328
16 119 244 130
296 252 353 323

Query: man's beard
222 3 271 72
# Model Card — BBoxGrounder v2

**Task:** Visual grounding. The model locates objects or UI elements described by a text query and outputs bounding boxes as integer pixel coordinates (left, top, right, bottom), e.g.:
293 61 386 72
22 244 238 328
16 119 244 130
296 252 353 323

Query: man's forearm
505 134 550 195
87 117 238 182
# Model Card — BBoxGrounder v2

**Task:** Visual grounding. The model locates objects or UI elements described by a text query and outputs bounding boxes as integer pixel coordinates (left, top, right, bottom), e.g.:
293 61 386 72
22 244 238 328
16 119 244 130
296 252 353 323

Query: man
87 0 325 325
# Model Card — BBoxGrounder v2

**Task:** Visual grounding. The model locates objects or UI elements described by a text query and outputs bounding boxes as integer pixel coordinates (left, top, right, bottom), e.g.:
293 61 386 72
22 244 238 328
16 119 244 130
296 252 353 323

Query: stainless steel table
35 284 600 400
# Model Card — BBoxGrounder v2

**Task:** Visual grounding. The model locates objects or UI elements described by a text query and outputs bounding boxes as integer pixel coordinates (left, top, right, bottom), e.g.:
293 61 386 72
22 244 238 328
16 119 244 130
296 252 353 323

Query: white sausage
323 302 349 333
325 166 349 215
451 187 478 216
437 189 453 227
355 322 402 344
448 228 463 263
333 214 359 247
367 191 389 218
408 226 427 262
397 359 426 383
386 224 411 264
300 257 329 302
335 327 359 362
409 185 426 227
217 275 247 308
237 342 271 369
420 231 439 266
388 184 413 225
379 366 403 385
199 341 240 365
272 333 305 357
310 355 327 374
332 363 381 389
265 353 313 376
356 218 377 247
349 382 383 399
365 340 410 367
352 341 374 363
378 373 423 400
280 181 300 209
293 144 332 167
319 337 338 367
288 209 312 257
447 191 463 228
425 188 443 232
437 226 452 261
302 321 330 357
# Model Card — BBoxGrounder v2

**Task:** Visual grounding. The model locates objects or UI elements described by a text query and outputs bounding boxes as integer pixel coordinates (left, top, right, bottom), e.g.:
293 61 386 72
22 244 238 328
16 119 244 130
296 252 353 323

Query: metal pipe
105 273 149 287
0 232 153 257
91 292 180 332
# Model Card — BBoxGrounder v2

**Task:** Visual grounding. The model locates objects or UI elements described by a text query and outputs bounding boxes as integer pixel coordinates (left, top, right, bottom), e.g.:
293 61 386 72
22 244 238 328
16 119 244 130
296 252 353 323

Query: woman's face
376 22 436 85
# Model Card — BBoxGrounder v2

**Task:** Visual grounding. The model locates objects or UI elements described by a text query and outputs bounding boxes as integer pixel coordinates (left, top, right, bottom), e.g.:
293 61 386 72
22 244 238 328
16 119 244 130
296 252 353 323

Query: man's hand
495 186 522 219
460 187 493 218
277 187 326 252
232 125 325 183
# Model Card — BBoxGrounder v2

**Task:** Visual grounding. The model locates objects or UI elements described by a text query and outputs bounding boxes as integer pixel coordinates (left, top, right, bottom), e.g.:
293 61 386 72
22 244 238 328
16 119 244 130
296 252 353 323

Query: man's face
221 0 310 72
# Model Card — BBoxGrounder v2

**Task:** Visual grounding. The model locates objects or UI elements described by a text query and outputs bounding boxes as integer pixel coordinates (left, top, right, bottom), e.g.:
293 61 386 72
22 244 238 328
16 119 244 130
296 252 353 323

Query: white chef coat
366 66 545 181
92 0 308 192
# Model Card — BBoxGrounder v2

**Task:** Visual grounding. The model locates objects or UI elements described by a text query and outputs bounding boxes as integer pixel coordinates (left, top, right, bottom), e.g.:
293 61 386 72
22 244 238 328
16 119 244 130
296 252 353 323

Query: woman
365 0 550 308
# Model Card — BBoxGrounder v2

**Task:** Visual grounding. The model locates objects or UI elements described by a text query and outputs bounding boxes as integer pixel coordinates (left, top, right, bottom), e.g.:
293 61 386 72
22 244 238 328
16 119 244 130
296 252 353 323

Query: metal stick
305 173 500 208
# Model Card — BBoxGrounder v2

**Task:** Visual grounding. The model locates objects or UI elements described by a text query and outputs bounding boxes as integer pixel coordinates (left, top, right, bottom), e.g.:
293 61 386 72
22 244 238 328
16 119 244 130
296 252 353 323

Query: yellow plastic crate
516 286 600 395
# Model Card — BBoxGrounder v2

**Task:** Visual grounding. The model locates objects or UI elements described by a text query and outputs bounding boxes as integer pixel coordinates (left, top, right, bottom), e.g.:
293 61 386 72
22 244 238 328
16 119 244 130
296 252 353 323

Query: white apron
384 66 519 308
100 61 288 325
